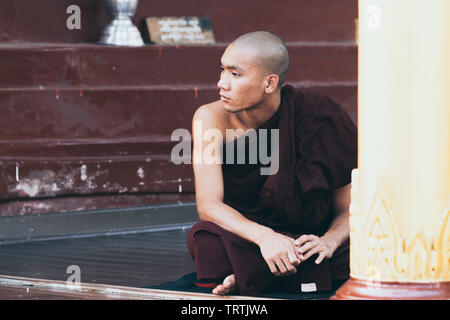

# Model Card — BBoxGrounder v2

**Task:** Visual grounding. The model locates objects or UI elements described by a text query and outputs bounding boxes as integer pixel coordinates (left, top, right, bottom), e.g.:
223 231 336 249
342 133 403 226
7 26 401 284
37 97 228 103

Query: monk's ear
264 74 279 94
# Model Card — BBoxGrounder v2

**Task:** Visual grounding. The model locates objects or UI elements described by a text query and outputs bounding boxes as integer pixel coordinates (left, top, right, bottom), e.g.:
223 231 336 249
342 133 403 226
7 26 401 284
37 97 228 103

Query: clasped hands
259 231 337 277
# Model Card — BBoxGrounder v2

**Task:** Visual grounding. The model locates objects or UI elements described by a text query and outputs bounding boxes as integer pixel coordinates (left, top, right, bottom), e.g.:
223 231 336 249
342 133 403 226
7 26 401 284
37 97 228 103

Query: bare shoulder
193 100 230 131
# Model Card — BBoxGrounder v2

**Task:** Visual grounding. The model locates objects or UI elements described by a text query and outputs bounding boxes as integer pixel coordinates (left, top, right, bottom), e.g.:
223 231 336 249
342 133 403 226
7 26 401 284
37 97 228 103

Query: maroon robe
188 85 357 296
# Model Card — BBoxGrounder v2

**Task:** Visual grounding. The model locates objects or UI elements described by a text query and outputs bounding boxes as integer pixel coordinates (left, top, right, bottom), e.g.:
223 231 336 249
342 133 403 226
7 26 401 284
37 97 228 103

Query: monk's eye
219 66 224 72
232 72 240 77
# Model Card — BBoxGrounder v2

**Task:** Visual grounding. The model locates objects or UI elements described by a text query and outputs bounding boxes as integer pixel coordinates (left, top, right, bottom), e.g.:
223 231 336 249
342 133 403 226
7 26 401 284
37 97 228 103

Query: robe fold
188 85 357 296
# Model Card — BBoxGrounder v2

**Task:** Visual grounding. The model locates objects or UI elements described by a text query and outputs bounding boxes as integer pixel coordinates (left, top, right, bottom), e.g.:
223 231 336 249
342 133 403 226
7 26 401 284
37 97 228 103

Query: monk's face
218 44 269 113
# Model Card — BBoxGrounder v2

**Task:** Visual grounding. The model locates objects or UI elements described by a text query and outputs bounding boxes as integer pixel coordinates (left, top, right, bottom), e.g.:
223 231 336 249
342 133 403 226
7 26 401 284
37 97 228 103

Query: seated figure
187 31 357 297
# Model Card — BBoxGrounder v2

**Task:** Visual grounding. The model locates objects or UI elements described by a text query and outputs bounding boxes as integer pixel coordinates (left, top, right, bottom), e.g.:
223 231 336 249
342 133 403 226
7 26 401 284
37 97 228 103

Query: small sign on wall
145 16 215 45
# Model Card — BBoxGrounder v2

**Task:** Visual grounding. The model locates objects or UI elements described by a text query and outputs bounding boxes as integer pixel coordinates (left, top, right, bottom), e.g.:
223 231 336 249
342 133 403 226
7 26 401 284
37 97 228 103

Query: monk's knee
187 221 223 259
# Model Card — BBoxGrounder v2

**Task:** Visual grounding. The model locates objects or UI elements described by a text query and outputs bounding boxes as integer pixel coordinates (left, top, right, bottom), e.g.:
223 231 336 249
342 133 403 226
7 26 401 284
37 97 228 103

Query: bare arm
192 106 269 244
322 183 351 249
192 105 300 275
295 183 351 264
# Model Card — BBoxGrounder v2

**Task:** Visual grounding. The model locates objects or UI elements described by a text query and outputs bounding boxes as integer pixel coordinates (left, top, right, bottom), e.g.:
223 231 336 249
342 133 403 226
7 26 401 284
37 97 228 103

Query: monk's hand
258 231 302 277
294 234 337 265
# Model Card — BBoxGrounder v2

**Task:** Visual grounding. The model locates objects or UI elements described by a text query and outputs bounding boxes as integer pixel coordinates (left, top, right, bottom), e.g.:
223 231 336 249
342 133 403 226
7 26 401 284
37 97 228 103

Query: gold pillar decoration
334 0 450 299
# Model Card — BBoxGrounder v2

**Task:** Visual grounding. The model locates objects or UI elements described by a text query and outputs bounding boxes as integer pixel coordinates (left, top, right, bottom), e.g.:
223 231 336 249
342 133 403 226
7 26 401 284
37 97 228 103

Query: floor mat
150 272 338 300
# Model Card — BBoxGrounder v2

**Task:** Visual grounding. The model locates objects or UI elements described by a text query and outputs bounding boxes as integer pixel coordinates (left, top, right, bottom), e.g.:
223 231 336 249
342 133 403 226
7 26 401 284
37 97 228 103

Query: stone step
0 0 357 43
0 84 357 142
0 43 357 88
0 154 194 198
0 84 356 200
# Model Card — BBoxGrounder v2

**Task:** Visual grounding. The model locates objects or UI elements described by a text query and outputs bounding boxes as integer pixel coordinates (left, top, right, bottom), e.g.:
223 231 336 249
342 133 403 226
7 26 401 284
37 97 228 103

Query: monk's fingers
287 249 301 267
282 257 297 275
302 244 324 261
297 239 320 255
315 251 327 265
295 234 319 247
275 259 288 276
290 240 304 261
267 261 281 276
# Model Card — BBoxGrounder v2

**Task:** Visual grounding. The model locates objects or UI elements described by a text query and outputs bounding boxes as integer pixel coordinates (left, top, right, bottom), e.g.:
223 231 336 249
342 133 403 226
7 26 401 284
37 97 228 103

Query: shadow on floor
0 227 196 288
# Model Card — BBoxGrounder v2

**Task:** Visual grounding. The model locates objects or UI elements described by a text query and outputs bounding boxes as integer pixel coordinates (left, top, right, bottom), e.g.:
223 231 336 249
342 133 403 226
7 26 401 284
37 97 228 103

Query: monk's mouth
220 94 231 102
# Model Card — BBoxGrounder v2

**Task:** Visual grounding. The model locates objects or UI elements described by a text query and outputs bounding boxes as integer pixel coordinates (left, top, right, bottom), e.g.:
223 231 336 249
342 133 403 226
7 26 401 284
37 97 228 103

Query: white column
334 0 449 299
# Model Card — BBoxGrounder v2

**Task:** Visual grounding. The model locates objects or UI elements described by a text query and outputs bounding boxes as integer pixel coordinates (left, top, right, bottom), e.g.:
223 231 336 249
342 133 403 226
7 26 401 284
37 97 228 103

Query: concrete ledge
0 202 198 244
0 274 270 300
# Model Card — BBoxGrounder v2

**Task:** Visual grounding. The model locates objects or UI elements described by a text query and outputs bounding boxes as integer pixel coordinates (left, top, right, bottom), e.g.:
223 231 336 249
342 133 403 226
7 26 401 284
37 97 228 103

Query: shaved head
229 31 290 87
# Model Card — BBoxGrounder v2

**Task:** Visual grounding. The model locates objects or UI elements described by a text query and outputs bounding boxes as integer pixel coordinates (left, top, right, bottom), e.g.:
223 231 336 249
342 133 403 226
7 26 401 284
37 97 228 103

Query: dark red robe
188 85 357 296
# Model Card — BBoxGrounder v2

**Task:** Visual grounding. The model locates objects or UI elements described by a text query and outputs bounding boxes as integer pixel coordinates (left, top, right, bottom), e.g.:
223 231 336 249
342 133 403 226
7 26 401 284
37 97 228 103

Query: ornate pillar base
331 278 450 300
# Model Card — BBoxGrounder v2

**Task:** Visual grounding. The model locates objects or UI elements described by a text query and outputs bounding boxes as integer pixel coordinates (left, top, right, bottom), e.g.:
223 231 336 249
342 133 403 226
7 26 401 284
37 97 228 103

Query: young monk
187 31 357 296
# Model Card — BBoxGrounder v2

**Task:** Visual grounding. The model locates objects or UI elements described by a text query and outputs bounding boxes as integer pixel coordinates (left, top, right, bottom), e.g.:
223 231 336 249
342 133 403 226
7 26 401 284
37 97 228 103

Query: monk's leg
187 223 234 288
188 221 297 296
329 239 350 290
219 235 282 296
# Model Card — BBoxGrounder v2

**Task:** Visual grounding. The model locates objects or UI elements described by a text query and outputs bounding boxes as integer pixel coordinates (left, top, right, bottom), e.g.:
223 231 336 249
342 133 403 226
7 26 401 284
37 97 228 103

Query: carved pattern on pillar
349 169 450 282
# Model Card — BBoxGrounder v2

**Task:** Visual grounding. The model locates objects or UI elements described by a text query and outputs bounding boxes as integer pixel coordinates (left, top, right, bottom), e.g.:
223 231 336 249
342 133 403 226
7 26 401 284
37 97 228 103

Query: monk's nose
217 74 230 91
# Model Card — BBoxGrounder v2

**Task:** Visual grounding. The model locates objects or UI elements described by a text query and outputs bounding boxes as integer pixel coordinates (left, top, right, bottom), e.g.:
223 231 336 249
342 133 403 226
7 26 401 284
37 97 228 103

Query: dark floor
0 227 196 288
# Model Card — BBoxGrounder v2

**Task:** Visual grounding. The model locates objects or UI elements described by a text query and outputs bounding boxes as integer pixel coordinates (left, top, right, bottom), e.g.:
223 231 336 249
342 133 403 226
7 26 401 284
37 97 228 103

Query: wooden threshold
0 274 275 300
